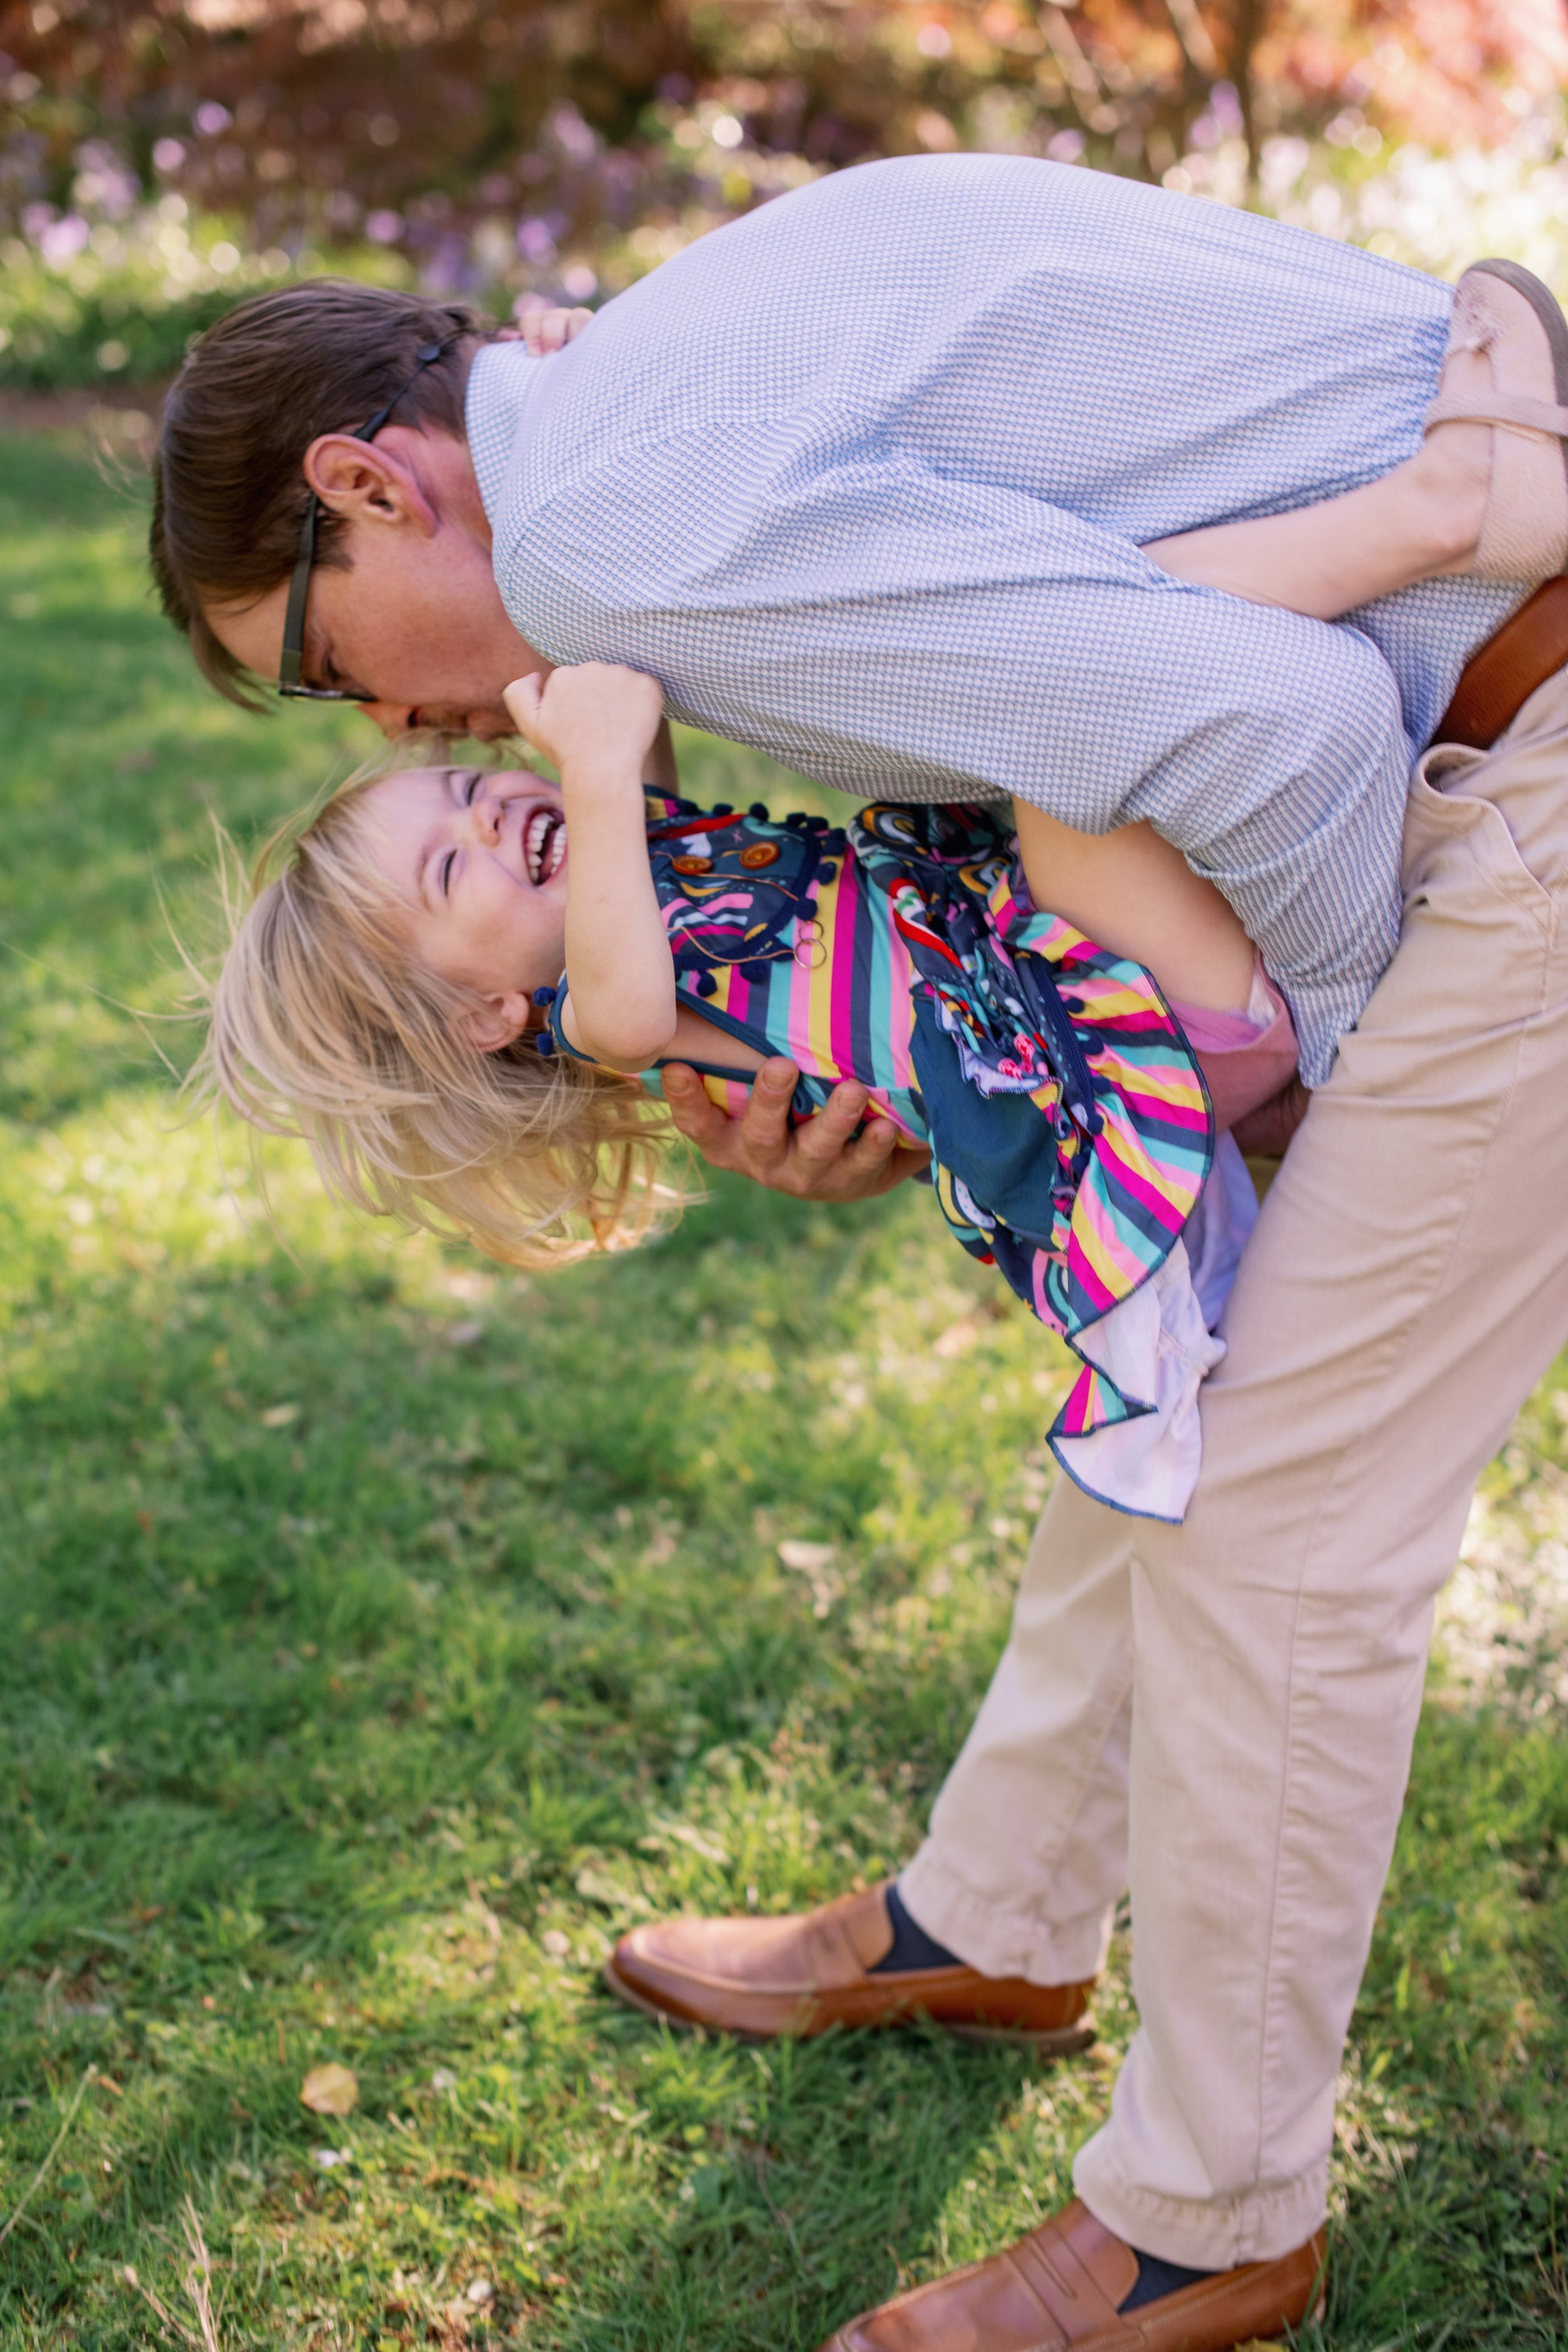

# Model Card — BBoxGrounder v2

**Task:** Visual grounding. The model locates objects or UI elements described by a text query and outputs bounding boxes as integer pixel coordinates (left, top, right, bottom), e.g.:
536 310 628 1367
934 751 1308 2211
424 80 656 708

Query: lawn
0 426 1565 2351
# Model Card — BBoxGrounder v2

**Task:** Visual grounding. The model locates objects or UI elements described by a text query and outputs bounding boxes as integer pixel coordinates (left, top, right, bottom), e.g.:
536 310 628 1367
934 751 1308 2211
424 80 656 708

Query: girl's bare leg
1011 802 1256 1011
1143 349 1495 621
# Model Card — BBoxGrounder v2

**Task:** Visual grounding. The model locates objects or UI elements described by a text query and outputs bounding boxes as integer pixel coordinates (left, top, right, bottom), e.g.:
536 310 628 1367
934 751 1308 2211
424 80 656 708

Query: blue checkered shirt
468 154 1520 1083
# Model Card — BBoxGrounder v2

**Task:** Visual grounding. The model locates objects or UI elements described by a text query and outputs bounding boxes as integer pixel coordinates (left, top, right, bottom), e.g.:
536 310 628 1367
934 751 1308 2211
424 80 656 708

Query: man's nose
361 701 421 738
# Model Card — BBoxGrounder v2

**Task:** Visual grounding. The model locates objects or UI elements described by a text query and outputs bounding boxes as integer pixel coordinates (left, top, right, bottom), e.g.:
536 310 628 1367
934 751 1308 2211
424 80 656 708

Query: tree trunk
1229 0 1268 198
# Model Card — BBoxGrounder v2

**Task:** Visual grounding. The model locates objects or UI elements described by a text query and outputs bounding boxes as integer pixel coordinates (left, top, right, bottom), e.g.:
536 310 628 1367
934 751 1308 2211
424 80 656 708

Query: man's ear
304 433 438 536
463 989 536 1054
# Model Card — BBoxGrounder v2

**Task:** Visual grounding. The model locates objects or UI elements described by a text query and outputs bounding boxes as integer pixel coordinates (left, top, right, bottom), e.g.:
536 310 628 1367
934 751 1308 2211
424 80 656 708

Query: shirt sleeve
497 438 1413 1083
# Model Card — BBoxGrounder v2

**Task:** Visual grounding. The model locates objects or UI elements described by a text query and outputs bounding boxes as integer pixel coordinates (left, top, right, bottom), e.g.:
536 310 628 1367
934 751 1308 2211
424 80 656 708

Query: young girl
203 263 1563 1520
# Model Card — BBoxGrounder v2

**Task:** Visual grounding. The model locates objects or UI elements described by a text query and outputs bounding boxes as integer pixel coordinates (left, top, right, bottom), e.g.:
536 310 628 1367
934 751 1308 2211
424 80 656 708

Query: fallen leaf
260 1402 301 1428
300 2062 358 2116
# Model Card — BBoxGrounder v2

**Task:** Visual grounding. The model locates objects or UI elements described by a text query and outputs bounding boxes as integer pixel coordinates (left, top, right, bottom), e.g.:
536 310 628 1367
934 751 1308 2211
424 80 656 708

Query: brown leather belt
1435 574 1568 748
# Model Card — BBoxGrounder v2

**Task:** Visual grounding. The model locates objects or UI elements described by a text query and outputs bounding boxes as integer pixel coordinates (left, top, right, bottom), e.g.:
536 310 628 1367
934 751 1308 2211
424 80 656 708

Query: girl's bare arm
1010 802 1256 1011
504 665 679 1069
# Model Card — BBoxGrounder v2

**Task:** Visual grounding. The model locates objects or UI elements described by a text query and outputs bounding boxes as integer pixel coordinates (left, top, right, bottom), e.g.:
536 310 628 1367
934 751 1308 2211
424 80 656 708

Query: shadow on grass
550 2026 1067 2352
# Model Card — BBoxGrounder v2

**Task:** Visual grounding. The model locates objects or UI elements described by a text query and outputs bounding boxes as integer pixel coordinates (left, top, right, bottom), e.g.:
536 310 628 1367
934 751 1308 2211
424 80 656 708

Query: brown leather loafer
603 1882 1096 2048
817 2198 1328 2350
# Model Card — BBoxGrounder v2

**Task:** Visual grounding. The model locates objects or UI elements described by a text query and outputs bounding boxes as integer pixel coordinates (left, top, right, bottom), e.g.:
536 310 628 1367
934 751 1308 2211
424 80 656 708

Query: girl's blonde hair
193 748 682 1266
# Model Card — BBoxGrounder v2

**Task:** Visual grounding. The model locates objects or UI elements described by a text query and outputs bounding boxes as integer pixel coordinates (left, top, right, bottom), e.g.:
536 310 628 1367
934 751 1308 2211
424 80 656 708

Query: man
151 154 1568 2349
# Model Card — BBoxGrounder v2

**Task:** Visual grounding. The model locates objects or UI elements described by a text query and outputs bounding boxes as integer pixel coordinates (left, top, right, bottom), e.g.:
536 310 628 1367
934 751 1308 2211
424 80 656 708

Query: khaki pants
901 669 1568 2269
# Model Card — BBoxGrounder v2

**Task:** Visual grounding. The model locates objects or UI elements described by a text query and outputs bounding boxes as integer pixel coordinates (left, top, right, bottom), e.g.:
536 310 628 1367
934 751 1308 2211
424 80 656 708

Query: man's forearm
641 718 679 794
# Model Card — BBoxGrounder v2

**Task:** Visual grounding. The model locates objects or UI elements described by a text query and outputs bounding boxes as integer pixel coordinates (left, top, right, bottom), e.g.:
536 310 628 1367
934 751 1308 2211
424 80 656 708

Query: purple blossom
548 102 598 164
420 230 476 292
72 139 137 220
38 212 90 265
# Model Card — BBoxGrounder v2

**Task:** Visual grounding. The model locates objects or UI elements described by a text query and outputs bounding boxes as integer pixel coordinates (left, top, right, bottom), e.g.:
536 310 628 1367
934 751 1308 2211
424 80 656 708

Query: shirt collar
465 339 549 524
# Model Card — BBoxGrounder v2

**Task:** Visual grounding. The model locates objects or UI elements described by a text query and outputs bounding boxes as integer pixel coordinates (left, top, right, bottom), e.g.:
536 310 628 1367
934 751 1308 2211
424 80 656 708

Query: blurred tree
3 0 1564 307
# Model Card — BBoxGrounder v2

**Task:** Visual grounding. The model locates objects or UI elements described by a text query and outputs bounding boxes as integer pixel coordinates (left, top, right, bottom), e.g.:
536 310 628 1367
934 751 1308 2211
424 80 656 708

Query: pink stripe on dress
827 850 861 1081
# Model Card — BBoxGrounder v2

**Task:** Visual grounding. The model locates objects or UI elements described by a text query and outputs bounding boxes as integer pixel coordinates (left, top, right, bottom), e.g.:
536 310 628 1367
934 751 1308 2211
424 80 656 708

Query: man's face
202 425 546 739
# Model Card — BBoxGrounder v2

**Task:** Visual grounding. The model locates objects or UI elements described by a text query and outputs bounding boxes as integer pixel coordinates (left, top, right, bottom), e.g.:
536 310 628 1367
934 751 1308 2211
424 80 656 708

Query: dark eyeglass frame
277 335 457 701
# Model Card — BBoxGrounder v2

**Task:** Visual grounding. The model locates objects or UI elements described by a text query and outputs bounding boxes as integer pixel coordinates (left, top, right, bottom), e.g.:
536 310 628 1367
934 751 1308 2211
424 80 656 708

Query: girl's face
361 764 569 1038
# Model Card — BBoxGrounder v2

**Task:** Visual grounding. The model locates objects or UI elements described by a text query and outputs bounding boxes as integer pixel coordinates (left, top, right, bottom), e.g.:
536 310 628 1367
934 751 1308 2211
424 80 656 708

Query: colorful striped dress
548 792 1254 1520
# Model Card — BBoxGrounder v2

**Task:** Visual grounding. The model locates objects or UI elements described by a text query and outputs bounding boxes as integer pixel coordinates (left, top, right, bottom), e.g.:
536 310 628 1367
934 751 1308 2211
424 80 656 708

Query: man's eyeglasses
277 336 457 701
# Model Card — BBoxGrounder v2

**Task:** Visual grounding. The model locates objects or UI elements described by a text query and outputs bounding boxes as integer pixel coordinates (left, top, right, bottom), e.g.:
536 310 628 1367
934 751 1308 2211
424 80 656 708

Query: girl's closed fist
503 664 665 784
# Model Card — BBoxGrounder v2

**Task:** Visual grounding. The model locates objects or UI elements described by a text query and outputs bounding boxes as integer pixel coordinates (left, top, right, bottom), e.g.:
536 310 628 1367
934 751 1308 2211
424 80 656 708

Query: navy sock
869 1880 961 1974
1118 2249 1217 2311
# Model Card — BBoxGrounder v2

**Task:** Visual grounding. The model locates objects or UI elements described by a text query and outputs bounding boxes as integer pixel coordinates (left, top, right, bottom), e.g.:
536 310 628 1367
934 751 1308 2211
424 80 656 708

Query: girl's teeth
523 808 563 884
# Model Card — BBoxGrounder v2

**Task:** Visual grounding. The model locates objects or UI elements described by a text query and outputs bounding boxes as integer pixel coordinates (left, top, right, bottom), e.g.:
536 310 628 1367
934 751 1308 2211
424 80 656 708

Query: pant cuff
1073 2127 1328 2270
898 1842 1113 1986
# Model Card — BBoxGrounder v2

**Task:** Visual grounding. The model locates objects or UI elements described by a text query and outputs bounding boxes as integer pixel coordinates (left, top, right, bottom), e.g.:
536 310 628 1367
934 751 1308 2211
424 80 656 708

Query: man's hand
1230 1074 1311 1160
663 1056 930 1202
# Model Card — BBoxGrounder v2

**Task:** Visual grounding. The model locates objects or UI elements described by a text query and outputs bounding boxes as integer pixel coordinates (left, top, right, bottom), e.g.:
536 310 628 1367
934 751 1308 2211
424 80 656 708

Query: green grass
0 430 1564 2350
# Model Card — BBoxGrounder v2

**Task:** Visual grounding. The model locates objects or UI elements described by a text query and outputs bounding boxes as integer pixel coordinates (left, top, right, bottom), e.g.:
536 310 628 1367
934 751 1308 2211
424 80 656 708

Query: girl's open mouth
524 807 566 885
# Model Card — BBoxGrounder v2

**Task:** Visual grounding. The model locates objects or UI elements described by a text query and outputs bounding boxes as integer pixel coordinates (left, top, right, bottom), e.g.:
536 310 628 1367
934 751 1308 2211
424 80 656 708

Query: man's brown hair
150 278 494 706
